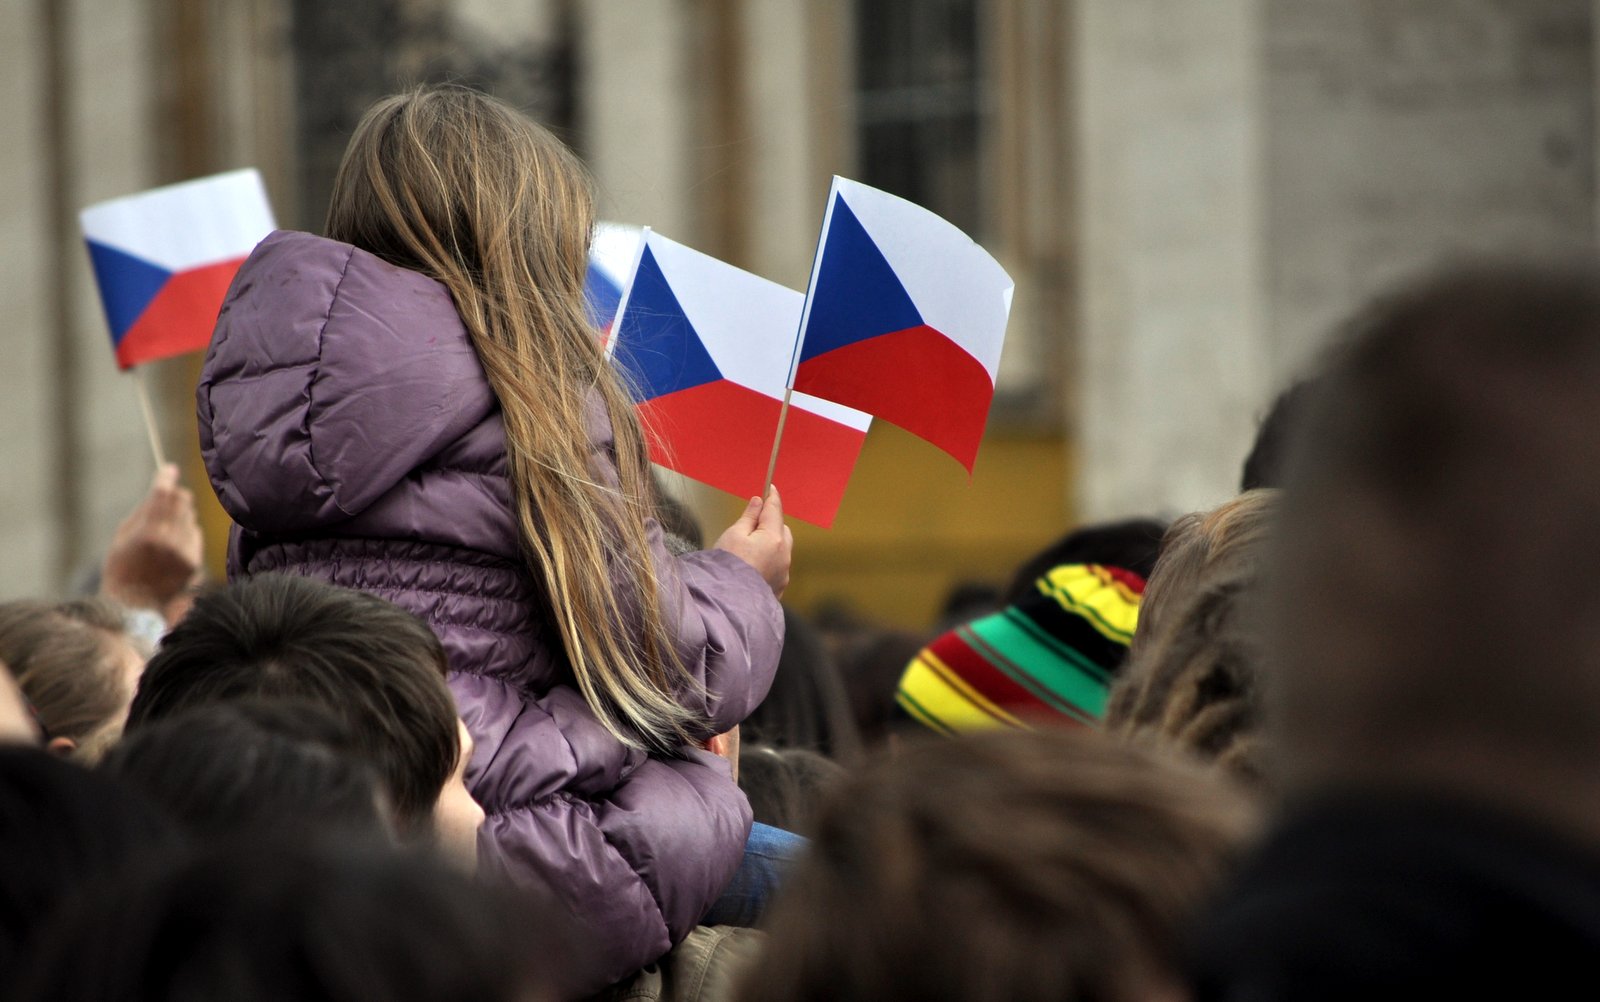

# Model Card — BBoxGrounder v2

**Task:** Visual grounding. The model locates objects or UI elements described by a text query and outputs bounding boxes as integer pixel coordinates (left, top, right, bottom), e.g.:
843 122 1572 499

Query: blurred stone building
2 0 1594 625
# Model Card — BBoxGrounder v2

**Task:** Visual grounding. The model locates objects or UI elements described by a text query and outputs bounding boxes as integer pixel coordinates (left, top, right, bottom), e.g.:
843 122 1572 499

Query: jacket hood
198 230 497 533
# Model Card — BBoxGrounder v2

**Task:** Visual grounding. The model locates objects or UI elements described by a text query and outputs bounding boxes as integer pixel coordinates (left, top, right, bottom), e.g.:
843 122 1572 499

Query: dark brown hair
737 743 846 836
743 607 863 762
1105 490 1278 782
101 700 392 843
1268 261 1600 822
740 730 1257 1002
126 574 457 832
12 840 550 1002
0 598 137 762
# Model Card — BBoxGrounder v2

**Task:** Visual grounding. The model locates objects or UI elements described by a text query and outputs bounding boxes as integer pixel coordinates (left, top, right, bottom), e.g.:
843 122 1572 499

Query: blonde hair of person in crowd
323 88 787 751
0 660 40 746
1105 490 1278 783
0 598 144 763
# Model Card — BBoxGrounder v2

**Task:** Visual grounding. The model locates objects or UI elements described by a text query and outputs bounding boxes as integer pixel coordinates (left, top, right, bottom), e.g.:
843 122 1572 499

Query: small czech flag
80 169 275 370
793 177 1014 472
609 230 871 528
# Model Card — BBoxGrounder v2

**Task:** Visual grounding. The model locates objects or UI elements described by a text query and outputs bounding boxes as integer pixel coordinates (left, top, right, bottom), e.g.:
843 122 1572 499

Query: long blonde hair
1104 490 1279 782
325 86 700 751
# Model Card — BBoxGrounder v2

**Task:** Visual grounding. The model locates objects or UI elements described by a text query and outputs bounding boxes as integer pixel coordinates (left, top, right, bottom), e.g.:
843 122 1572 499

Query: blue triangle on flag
799 193 924 363
584 261 623 331
86 240 172 343
612 245 723 401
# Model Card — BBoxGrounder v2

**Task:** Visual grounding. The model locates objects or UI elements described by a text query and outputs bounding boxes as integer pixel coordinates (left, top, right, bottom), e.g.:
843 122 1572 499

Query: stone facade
1075 0 1595 520
2 0 1598 620
1264 0 1595 371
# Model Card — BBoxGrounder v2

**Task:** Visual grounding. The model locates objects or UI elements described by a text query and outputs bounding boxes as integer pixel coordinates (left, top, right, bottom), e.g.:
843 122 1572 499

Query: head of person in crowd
1003 517 1168 605
932 580 1005 630
743 606 863 761
897 559 1147 737
0 598 145 763
0 660 41 746
1238 378 1318 492
738 742 847 836
125 574 483 868
12 840 551 1002
1266 262 1600 836
0 747 181 978
1105 490 1279 784
836 627 929 747
101 700 393 844
322 84 736 758
742 730 1257 1002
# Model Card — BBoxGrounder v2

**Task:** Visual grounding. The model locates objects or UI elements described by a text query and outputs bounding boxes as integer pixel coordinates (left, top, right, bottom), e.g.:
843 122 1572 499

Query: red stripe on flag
769 406 866 529
637 380 866 528
115 256 246 369
793 324 992 471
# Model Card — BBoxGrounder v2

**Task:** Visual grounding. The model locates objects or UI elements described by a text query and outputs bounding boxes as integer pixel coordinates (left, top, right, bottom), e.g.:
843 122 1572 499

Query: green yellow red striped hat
896 563 1145 734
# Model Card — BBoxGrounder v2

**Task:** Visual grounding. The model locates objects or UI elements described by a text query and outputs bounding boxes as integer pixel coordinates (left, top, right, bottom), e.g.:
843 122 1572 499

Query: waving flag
610 231 870 527
792 177 1013 472
80 169 275 370
585 222 644 337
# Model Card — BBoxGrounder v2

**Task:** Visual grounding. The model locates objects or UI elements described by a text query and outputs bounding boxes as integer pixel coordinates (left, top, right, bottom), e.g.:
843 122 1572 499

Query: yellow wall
175 355 233 583
709 423 1073 629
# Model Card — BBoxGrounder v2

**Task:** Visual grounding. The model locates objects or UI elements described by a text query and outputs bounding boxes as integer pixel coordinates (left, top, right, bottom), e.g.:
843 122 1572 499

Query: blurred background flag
584 221 644 339
80 168 275 370
610 229 870 527
791 177 1014 472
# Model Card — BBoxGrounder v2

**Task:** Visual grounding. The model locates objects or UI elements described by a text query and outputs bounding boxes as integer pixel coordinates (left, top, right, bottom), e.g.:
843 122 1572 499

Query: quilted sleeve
458 672 752 996
582 398 785 739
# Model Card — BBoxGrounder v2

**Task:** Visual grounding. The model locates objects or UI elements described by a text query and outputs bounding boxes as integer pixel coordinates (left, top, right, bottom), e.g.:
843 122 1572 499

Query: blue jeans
701 822 806 926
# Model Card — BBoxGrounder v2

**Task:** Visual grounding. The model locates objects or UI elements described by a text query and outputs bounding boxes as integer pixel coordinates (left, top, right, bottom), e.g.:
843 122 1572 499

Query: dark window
855 0 986 237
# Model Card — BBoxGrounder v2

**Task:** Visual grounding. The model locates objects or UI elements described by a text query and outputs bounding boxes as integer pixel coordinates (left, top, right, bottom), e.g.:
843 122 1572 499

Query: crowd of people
4 84 1600 1000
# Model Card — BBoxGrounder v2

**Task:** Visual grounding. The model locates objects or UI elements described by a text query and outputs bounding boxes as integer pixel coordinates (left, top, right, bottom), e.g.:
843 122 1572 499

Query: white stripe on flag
643 232 869 431
591 221 645 289
833 177 1013 381
79 169 276 272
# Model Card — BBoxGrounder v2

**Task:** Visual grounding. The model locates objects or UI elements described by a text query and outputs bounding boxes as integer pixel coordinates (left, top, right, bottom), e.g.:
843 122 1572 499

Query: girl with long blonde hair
198 85 788 993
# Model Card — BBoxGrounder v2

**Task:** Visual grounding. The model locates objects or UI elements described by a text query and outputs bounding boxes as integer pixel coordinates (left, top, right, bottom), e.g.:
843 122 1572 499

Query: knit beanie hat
895 563 1144 734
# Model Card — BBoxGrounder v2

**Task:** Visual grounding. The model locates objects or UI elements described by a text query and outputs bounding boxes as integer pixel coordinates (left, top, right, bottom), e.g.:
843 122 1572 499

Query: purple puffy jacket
197 231 783 993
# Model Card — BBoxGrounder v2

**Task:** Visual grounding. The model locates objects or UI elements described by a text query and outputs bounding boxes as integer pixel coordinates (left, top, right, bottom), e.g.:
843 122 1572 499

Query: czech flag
610 230 871 527
80 169 275 370
585 222 644 338
793 177 1013 472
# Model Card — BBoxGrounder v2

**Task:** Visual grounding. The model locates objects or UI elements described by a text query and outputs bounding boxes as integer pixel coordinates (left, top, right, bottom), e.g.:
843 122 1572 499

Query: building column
579 0 696 241
0 2 61 594
1073 0 1269 520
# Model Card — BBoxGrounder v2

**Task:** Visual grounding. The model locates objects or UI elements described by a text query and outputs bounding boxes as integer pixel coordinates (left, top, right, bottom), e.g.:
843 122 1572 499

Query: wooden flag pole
132 368 168 468
761 389 795 494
